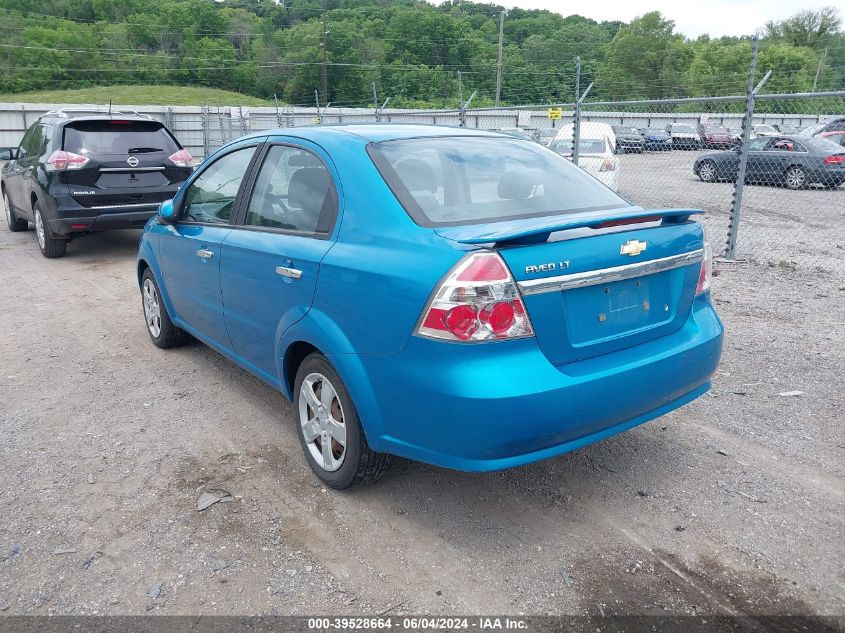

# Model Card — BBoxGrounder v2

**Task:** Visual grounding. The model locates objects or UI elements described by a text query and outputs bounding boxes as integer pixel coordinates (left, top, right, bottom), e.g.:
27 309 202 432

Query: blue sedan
137 125 723 489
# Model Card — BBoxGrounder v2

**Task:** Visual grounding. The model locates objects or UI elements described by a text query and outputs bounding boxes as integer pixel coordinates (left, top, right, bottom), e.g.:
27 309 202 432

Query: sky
495 0 845 38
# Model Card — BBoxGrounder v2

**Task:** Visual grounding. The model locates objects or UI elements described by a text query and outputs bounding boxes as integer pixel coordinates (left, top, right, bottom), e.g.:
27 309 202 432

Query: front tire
4 190 27 232
34 201 66 258
294 353 389 489
141 268 188 348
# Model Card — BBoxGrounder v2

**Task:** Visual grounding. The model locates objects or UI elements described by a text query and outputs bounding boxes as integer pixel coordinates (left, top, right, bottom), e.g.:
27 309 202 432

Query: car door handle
275 266 302 279
196 249 214 259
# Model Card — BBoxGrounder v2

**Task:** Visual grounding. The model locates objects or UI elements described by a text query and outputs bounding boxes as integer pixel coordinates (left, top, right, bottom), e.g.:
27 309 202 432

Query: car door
755 137 798 185
4 125 39 214
744 137 773 182
220 141 339 379
158 143 260 348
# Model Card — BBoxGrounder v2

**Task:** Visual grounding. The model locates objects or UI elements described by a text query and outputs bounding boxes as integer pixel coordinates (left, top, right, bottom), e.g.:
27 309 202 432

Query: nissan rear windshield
368 137 628 227
63 120 180 156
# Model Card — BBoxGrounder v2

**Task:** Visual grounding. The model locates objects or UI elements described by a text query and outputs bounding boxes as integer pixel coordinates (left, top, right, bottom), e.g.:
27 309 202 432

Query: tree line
0 0 842 107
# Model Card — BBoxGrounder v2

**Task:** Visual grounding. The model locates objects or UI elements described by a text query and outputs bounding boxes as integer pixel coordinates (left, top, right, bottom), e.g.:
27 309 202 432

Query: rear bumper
48 207 159 235
353 294 723 471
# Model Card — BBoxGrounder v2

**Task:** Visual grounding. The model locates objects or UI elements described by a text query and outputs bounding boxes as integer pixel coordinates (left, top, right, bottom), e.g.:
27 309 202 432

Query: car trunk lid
436 209 705 365
61 119 190 207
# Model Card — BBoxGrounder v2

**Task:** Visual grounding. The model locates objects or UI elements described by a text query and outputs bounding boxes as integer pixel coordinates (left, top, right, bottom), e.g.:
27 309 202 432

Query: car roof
264 124 505 144
39 113 157 125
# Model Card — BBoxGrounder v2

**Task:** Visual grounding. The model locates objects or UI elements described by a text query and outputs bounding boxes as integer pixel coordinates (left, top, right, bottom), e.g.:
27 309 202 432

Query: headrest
288 167 329 210
497 171 536 200
394 159 437 193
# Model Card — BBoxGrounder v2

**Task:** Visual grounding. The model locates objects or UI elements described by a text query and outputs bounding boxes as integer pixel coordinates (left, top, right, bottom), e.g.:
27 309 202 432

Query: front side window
369 136 628 227
244 145 336 234
182 146 256 224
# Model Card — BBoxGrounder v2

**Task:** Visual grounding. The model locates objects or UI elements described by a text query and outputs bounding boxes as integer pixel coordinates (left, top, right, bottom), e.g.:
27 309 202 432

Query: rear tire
4 190 27 232
294 353 389 489
33 202 67 258
141 268 188 348
697 160 718 183
784 165 807 190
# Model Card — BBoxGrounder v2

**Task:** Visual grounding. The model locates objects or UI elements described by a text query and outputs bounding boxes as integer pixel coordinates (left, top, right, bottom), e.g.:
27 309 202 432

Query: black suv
1 109 192 257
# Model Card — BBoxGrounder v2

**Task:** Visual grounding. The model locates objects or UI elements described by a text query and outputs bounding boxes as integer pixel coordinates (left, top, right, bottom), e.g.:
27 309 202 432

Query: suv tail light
695 241 713 296
599 158 616 172
168 149 194 168
45 150 89 171
822 155 845 165
416 252 534 342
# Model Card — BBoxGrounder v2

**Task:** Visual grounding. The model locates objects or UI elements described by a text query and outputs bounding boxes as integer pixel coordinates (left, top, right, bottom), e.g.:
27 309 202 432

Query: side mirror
158 199 177 224
0 147 15 161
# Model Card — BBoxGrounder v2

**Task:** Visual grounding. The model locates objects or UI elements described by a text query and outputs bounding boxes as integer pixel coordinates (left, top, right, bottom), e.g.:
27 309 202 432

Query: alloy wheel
299 372 347 472
785 167 806 190
142 278 162 338
699 161 716 182
34 209 46 249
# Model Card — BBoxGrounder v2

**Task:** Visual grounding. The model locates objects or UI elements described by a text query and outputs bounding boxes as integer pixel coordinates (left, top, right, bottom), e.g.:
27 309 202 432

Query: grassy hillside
0 86 274 107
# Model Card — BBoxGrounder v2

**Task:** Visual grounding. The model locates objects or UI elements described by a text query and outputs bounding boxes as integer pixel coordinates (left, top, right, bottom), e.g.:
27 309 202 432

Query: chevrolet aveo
137 125 723 489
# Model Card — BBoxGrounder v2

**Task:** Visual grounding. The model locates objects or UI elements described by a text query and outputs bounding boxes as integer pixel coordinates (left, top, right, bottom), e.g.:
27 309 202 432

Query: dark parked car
1 109 193 257
698 124 733 149
639 128 672 151
611 125 644 153
693 135 845 190
665 123 699 149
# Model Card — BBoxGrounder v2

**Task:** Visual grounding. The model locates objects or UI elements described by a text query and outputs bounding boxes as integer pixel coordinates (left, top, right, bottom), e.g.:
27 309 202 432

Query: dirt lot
0 192 843 618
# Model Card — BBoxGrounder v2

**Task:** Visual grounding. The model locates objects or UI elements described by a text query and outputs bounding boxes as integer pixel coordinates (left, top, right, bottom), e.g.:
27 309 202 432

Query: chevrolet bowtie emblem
620 239 647 256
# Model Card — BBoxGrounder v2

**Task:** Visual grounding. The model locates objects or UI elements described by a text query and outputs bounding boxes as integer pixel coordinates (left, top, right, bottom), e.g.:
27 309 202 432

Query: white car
549 122 619 190
753 124 779 137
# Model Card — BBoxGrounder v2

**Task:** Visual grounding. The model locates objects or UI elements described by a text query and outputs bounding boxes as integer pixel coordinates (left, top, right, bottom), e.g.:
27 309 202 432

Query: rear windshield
63 120 180 156
643 128 664 134
368 136 628 227
704 126 728 133
672 125 695 133
615 127 639 134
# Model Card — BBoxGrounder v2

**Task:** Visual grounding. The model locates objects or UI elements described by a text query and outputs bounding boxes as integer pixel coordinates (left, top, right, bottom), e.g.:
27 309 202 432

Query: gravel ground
0 196 843 618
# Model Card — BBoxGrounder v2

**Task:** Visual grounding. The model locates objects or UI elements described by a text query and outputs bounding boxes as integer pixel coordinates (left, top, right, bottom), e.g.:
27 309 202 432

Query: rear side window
244 145 337 234
368 137 627 227
63 121 180 156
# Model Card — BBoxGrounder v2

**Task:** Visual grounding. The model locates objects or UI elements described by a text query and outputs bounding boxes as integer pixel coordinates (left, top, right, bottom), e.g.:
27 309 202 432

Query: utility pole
457 70 463 105
495 10 505 106
321 10 329 105
812 47 827 92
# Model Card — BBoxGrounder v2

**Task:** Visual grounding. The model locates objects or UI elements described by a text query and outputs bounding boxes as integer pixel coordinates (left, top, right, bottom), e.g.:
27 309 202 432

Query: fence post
201 106 209 158
573 57 581 166
726 36 766 259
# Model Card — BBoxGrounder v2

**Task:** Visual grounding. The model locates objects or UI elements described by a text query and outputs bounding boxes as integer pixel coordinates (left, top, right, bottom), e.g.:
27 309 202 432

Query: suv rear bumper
48 206 160 235
45 187 180 236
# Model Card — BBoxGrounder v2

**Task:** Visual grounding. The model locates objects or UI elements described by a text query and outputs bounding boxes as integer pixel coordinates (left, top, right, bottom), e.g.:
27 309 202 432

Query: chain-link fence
1 44 842 275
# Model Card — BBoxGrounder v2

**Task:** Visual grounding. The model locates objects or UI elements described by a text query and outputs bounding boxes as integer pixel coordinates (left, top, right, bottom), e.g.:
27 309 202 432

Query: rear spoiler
435 207 704 245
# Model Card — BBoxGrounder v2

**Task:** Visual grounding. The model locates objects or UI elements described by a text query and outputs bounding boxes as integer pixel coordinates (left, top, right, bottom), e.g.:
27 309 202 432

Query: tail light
599 158 616 172
695 241 713 296
45 150 89 171
822 155 845 165
168 149 194 168
416 252 534 342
